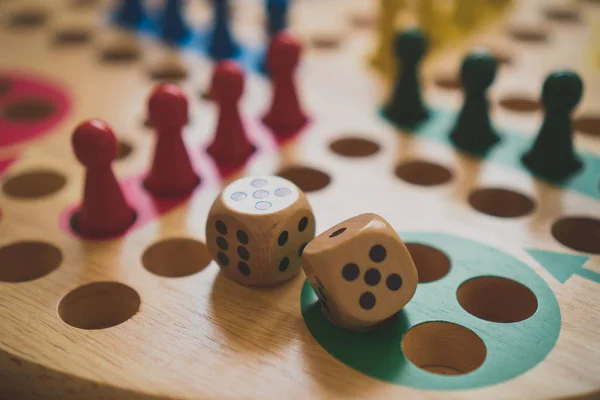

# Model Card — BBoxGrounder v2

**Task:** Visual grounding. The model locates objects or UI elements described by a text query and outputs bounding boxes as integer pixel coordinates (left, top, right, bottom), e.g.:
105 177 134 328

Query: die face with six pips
301 213 418 331
206 176 315 286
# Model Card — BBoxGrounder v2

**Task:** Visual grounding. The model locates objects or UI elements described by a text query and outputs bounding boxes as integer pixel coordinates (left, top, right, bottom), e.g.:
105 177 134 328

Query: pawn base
521 152 583 182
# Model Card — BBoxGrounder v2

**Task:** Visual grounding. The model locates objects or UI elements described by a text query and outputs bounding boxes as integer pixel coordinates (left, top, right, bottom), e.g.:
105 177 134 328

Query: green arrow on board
526 249 599 284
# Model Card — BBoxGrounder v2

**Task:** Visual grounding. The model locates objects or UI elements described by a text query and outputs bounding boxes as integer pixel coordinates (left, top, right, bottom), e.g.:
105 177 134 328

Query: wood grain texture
0 0 599 399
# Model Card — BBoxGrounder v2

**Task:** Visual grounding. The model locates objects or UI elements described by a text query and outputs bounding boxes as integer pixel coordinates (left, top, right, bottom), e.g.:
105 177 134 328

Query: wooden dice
301 213 418 330
206 176 315 286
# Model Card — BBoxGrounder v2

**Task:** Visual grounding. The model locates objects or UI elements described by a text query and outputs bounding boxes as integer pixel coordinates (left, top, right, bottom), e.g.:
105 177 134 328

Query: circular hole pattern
2 169 67 199
149 65 188 82
434 74 461 90
236 229 249 244
508 25 549 43
58 282 140 330
457 276 538 323
395 160 453 186
277 166 331 193
310 35 342 49
142 238 212 277
54 28 92 45
329 137 380 158
2 98 57 122
552 216 600 254
70 0 101 8
402 321 487 376
116 140 133 161
0 241 62 282
468 187 535 218
543 6 581 22
405 243 450 283
498 96 541 113
9 9 48 28
342 263 360 281
101 44 140 63
573 115 600 137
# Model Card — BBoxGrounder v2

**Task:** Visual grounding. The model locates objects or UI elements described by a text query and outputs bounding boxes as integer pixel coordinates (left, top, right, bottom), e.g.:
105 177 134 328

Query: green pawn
450 50 499 153
382 28 429 127
522 71 583 181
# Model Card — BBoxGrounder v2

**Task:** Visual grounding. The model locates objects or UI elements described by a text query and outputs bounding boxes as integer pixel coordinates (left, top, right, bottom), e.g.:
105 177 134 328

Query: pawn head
541 70 583 112
211 60 244 103
267 32 302 74
394 28 428 63
72 119 118 167
460 49 497 92
148 84 189 131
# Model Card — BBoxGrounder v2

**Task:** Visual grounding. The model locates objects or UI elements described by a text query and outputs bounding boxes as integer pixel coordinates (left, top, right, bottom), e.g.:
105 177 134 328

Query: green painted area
386 108 600 200
301 233 561 390
527 249 598 284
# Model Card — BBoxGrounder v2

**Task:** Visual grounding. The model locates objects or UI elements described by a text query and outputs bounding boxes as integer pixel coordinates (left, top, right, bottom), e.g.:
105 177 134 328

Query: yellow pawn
417 0 444 49
453 0 480 33
370 0 404 77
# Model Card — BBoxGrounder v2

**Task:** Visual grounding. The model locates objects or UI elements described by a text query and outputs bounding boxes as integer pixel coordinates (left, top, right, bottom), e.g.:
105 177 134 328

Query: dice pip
206 176 316 286
301 213 418 330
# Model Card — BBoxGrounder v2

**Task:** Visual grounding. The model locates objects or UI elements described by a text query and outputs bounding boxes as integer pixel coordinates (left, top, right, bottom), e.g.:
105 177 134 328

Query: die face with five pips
301 213 418 331
206 176 315 286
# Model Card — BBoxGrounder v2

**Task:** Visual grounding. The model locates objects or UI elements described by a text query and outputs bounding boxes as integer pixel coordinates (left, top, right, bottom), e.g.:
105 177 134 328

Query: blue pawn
160 0 191 44
266 0 288 37
208 0 240 60
260 0 289 74
114 0 145 28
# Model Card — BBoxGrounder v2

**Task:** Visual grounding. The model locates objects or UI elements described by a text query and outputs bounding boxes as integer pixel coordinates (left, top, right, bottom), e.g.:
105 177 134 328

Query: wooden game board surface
0 0 599 399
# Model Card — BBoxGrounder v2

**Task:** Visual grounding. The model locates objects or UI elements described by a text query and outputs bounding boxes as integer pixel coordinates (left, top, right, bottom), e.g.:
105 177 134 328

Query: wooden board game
1 0 599 398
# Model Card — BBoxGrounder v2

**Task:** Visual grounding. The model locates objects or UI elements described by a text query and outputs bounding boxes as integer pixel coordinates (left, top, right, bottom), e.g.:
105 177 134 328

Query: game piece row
205 174 418 331
384 28 584 182
70 31 307 238
114 0 288 61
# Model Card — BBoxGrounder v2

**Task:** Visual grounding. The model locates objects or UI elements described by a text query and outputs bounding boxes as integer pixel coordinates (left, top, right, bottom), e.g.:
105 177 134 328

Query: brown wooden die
206 176 316 286
301 213 418 330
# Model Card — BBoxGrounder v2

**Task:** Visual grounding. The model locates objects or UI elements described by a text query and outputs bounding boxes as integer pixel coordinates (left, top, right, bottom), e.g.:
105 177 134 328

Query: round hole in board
100 43 140 63
329 227 346 238
0 241 62 282
395 160 453 187
149 64 188 82
508 25 549 43
573 115 600 137
277 165 331 193
457 276 538 323
405 243 450 283
142 238 212 277
8 8 48 28
70 0 101 9
468 187 536 218
58 282 141 329
401 321 487 376
1 98 57 122
116 140 133 161
53 27 92 46
329 137 381 158
498 95 541 113
551 216 600 254
434 74 461 90
2 169 67 199
543 6 582 23
310 34 342 50
349 12 377 29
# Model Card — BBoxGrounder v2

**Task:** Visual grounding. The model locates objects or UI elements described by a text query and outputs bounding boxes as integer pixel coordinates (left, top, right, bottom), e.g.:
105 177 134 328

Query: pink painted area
0 71 72 147
60 172 196 241
0 157 16 177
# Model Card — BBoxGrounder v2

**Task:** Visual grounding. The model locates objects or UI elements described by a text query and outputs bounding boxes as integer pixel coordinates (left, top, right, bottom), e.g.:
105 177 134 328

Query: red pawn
206 61 256 169
72 120 135 238
262 32 308 140
144 84 200 197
